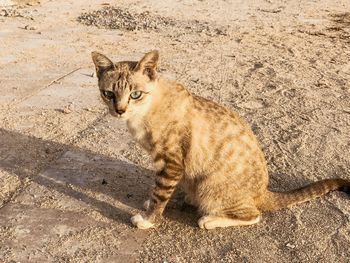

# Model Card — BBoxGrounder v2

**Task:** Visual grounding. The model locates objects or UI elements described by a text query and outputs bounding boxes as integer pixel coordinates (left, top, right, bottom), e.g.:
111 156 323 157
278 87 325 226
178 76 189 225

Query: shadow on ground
0 127 158 225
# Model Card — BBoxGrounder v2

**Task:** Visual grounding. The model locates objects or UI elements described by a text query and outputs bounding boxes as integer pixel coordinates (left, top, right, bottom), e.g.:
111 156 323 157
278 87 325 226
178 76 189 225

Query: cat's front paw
131 214 155 229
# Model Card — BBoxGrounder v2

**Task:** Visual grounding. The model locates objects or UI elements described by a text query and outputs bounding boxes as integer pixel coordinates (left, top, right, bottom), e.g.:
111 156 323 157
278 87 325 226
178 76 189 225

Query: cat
91 50 350 230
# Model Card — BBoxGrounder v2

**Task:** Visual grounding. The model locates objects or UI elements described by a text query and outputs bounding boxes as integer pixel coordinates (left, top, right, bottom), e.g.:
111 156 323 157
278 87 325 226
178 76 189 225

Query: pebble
286 243 296 249
239 100 264 109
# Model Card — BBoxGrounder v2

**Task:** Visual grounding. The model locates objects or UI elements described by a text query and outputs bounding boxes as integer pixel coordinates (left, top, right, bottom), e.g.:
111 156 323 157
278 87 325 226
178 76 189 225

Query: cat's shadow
0 127 168 226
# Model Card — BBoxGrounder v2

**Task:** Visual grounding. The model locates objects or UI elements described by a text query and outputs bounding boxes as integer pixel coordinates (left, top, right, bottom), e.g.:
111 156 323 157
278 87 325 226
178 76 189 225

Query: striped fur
92 51 350 229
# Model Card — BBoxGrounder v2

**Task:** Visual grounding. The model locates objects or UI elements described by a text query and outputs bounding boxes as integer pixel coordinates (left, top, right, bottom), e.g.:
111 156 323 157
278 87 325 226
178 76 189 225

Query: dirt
0 0 350 262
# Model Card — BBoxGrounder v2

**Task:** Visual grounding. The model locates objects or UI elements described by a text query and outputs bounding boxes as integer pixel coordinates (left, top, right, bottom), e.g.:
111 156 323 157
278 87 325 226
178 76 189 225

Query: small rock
45 148 53 154
0 10 8 17
253 62 264 69
101 179 108 185
239 100 264 109
21 25 36 30
62 108 72 114
286 243 296 249
59 104 73 114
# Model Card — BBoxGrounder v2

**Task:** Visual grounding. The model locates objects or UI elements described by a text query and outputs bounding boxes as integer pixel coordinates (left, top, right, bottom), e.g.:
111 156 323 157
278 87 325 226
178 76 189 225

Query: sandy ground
0 0 350 262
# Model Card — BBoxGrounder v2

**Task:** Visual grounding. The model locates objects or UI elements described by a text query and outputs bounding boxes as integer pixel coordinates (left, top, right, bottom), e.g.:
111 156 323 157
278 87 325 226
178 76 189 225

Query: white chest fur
127 116 146 140
126 117 152 151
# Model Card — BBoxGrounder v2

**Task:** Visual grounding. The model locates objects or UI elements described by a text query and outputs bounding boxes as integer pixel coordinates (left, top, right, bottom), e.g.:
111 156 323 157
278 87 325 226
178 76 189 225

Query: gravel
77 6 228 36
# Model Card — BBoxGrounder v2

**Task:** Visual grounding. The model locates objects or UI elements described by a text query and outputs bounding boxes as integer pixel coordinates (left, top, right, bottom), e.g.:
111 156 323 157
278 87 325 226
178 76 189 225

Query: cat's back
190 95 251 140
185 94 267 179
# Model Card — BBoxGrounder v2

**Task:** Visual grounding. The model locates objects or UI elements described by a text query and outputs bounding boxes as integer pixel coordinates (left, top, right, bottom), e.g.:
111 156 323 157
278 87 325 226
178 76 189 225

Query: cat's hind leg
198 214 260 229
198 205 261 230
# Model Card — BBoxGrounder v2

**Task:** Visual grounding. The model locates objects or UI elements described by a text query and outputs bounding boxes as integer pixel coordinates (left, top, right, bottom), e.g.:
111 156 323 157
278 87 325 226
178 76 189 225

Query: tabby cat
91 50 350 229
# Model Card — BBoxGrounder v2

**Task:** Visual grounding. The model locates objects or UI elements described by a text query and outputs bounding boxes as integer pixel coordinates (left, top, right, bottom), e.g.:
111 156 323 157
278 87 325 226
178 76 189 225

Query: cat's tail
259 178 350 211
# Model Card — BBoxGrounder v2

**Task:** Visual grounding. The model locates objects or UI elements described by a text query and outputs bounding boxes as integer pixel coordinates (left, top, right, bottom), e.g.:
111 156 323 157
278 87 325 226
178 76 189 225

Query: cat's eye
102 90 114 99
130 90 142 100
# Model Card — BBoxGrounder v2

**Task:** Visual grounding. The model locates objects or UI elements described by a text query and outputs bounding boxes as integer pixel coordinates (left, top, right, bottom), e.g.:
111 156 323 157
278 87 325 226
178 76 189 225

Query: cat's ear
135 50 159 81
91 52 115 79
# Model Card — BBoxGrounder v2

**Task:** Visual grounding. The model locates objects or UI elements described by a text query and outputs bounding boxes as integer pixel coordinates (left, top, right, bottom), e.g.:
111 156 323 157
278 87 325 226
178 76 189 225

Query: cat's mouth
109 109 120 117
109 109 128 119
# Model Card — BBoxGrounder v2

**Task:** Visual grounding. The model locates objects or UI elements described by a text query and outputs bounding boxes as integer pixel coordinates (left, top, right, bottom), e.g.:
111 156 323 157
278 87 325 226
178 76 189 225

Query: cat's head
91 51 159 119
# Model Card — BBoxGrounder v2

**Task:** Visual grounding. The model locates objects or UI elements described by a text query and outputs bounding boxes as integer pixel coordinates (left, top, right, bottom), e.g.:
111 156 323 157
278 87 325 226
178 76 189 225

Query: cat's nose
116 108 125 115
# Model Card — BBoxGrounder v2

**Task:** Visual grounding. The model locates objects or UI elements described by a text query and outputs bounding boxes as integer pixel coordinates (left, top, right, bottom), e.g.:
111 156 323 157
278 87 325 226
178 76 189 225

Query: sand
0 0 349 262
